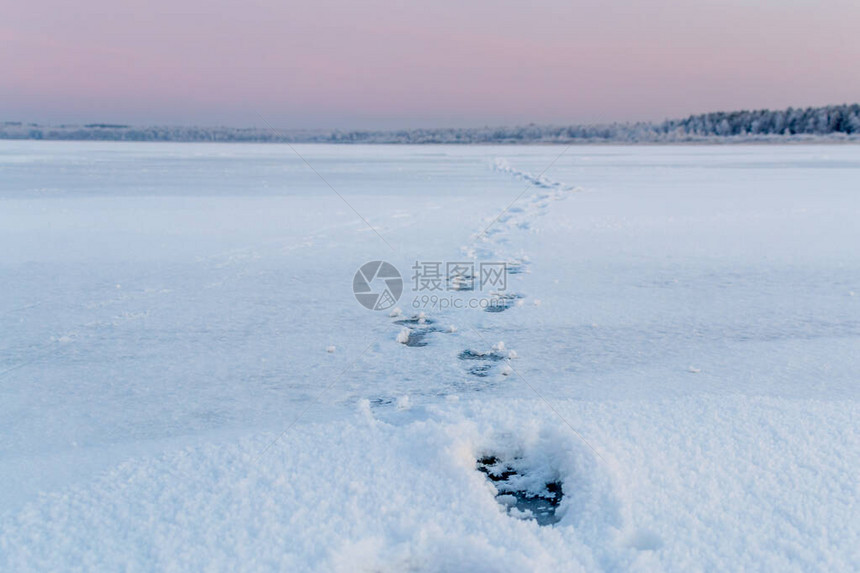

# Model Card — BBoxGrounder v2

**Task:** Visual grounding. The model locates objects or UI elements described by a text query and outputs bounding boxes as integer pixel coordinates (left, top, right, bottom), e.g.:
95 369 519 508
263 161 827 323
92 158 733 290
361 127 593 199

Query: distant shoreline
2 135 858 146
3 104 859 145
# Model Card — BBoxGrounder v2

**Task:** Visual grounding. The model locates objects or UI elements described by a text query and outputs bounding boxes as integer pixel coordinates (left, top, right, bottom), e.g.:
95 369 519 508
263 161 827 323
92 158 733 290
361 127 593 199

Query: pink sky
2 0 859 128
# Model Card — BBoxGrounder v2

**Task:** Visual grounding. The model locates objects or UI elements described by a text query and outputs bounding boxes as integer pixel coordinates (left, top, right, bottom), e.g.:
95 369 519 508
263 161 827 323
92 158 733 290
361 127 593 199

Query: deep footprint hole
476 454 564 526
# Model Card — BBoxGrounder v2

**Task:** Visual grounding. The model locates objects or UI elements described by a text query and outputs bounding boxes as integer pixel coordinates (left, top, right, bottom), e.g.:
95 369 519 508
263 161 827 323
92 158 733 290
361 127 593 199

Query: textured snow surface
1 142 858 570
0 398 857 572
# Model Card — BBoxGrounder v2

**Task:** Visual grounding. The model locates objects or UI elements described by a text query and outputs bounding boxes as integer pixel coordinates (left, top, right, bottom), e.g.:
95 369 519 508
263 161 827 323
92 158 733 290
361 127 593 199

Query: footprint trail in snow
385 157 586 526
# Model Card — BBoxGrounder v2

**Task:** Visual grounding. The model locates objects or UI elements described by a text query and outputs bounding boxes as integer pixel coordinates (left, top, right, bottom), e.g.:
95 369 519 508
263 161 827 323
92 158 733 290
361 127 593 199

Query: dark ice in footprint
458 348 507 376
403 329 429 347
484 293 523 313
394 315 436 327
447 271 476 291
467 364 493 377
476 455 563 526
394 315 454 348
458 349 505 362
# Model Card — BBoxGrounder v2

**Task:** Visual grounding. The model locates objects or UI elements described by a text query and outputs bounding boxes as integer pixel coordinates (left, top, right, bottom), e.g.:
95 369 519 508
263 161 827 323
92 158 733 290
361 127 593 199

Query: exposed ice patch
403 330 429 347
393 314 435 327
458 349 506 362
476 454 564 526
484 293 524 313
458 347 510 377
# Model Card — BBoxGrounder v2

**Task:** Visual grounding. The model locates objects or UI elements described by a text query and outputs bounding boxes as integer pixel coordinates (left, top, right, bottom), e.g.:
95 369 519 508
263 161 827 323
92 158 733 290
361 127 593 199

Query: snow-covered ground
0 142 857 571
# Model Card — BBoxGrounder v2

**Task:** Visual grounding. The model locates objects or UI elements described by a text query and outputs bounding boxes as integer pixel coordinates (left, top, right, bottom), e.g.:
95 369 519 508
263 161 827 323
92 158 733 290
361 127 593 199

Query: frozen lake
1 142 858 570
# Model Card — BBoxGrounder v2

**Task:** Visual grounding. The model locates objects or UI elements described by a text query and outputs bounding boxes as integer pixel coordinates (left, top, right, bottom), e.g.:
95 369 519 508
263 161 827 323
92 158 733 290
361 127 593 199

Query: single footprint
476 454 564 526
458 348 507 377
394 314 453 347
484 293 524 313
398 328 430 347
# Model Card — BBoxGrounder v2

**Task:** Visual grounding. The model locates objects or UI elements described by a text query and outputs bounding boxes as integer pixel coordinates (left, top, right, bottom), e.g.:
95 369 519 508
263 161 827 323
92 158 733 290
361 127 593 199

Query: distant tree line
659 104 860 138
2 104 859 144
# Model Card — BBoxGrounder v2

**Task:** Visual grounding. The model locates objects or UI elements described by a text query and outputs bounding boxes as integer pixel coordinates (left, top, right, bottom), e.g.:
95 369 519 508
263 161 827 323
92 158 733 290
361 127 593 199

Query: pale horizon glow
2 0 859 129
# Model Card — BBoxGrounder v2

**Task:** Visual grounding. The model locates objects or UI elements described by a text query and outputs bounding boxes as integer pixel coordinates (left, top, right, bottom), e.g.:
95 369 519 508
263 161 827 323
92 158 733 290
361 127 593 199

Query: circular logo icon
353 261 403 311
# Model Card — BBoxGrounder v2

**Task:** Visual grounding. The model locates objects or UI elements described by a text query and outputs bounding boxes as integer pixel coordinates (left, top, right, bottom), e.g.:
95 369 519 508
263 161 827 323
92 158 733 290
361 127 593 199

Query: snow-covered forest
3 104 859 144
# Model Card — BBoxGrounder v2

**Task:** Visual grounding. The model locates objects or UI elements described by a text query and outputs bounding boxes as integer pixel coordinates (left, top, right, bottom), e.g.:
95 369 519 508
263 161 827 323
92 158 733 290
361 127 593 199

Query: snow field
0 396 856 571
1 142 858 570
